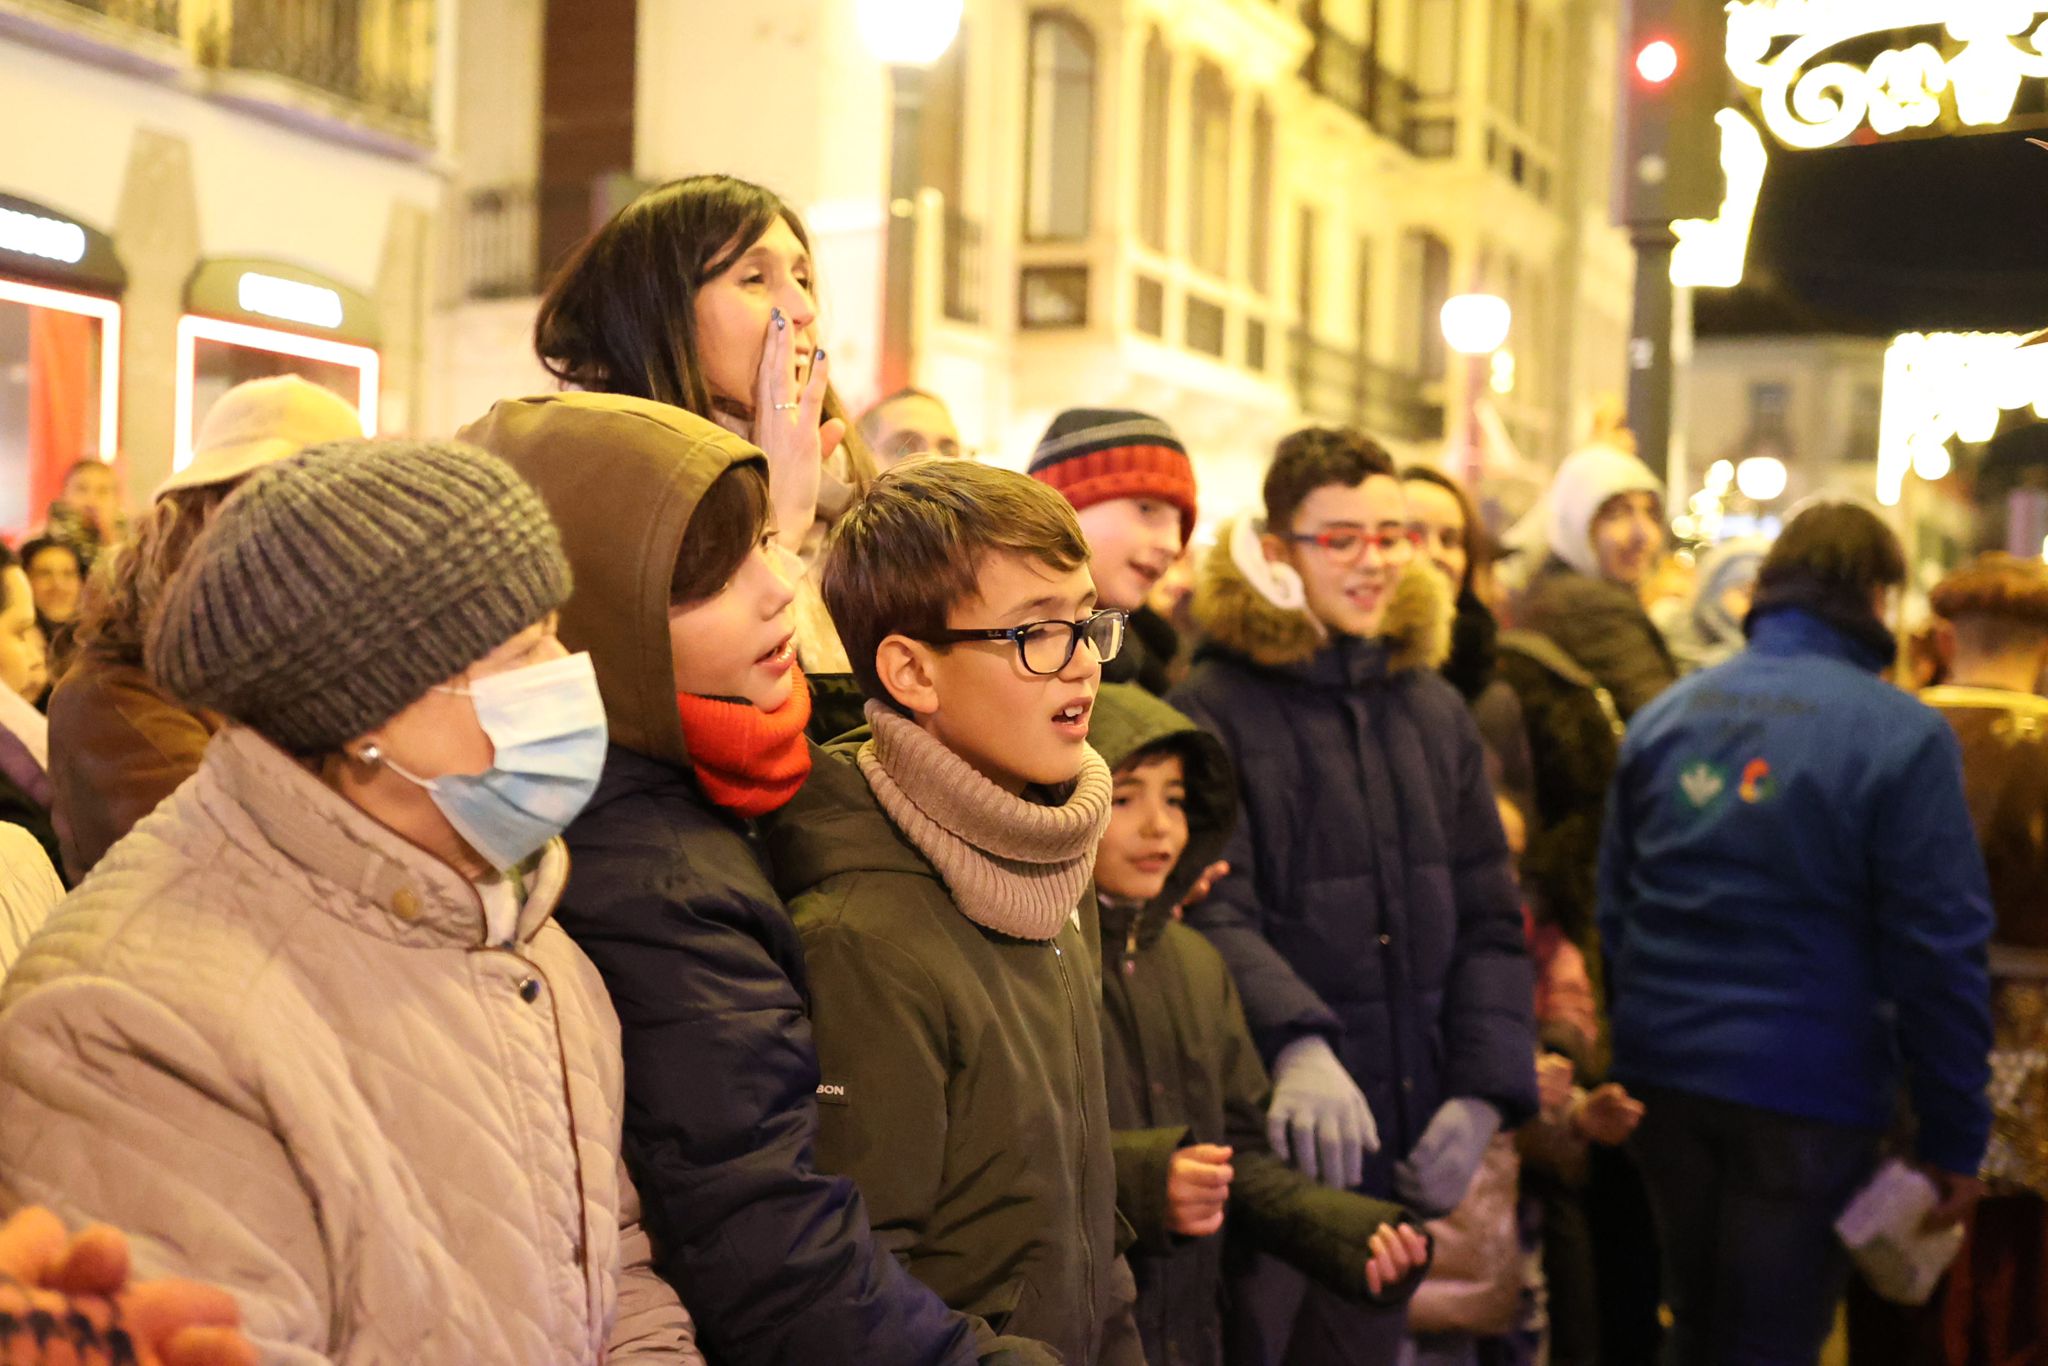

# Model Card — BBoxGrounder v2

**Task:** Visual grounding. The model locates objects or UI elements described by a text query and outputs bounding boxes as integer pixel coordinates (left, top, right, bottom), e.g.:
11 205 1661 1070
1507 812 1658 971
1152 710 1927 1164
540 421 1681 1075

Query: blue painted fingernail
772 308 785 328
814 348 826 361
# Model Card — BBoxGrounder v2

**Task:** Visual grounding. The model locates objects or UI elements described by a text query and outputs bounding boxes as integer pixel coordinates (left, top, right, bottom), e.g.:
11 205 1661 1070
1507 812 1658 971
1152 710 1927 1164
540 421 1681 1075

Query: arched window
1247 99 1275 291
1024 12 1097 241
1138 29 1171 251
1188 61 1232 277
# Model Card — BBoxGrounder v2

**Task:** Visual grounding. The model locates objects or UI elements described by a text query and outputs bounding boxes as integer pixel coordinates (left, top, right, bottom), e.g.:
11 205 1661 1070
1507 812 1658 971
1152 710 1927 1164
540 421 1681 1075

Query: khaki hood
458 392 765 769
1191 516 1452 675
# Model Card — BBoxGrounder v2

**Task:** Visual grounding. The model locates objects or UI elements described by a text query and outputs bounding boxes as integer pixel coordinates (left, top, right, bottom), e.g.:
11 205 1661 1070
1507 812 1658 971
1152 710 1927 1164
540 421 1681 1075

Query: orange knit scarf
673 667 814 819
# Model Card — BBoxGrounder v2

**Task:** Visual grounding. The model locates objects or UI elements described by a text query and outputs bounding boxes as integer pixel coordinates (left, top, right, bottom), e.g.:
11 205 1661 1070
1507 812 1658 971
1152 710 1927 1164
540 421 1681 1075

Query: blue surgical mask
379 652 609 871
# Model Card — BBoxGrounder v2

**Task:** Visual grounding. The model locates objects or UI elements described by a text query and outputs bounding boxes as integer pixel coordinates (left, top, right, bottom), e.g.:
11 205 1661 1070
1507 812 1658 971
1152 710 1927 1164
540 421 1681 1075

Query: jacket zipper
1051 938 1099 1335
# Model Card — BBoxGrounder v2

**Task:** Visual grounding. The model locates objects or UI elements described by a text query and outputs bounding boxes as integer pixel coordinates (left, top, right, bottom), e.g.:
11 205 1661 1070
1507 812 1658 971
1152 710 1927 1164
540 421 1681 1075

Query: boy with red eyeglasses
1168 427 1537 1364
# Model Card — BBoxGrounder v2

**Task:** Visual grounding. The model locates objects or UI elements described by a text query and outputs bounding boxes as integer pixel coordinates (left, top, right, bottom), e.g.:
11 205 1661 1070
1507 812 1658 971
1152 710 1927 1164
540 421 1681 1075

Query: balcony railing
1301 23 1453 159
1292 329 1443 443
55 0 180 36
943 208 984 326
220 0 433 130
456 179 648 301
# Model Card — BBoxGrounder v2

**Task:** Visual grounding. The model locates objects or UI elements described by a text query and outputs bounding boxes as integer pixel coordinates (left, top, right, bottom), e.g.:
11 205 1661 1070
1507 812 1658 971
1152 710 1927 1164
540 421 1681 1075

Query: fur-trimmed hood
1190 516 1453 677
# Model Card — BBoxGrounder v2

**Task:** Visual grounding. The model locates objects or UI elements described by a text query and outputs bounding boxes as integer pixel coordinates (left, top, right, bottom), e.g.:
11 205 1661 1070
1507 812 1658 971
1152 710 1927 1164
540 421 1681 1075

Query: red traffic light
1635 39 1679 84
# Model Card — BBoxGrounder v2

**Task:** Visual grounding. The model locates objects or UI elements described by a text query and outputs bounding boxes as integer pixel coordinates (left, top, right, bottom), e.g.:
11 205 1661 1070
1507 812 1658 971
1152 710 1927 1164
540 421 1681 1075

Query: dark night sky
1695 127 2048 337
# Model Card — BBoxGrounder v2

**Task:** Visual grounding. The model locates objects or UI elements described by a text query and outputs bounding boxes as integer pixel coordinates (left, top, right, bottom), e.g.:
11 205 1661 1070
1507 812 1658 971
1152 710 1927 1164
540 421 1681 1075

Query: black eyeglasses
920 610 1127 676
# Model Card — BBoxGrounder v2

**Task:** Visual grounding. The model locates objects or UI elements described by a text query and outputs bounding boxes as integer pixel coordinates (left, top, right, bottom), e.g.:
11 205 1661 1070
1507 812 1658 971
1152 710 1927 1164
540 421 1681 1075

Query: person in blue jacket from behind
1600 501 1994 1366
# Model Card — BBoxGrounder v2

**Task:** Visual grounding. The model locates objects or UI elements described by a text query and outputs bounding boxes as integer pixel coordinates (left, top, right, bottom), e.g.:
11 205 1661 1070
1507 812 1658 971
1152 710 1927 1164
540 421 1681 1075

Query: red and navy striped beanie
1027 408 1197 546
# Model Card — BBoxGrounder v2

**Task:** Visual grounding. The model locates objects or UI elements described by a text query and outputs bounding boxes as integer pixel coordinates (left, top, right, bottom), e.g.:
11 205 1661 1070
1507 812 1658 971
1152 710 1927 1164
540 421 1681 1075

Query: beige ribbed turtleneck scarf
858 702 1112 941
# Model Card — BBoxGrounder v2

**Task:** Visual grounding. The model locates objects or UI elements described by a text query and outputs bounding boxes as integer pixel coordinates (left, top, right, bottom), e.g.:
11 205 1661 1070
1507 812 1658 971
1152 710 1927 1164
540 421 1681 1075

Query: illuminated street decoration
1876 331 2048 505
1725 1 2048 151
1670 110 1768 288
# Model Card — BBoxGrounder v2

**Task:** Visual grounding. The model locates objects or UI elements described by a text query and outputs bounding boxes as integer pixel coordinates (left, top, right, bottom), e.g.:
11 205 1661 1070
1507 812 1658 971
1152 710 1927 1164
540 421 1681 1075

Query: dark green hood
1089 684 1237 953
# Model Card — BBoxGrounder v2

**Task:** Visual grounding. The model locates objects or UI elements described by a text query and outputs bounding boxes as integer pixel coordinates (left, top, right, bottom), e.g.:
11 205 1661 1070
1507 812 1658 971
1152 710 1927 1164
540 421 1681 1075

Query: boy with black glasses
764 459 1144 1365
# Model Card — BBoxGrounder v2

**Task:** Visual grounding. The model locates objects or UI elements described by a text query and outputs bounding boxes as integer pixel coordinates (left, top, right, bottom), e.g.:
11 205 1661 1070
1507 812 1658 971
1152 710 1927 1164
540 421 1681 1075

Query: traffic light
1619 0 1729 227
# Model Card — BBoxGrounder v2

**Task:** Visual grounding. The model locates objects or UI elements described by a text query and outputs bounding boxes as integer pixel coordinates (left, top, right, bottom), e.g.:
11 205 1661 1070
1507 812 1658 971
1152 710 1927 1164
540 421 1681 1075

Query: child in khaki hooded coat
465 393 1046 1365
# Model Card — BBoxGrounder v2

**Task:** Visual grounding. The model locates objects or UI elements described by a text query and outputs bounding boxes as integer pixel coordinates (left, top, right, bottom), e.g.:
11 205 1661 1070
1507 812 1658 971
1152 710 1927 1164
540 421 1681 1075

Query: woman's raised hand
752 308 847 553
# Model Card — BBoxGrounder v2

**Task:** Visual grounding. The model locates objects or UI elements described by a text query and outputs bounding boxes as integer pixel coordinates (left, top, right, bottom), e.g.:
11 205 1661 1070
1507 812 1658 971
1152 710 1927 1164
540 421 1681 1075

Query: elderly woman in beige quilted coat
0 439 700 1364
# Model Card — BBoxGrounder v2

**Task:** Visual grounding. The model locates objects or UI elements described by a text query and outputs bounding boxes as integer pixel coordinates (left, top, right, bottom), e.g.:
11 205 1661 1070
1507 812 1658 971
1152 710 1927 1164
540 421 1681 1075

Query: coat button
1402 1077 1415 1093
392 889 421 921
519 978 542 1003
1379 933 1392 947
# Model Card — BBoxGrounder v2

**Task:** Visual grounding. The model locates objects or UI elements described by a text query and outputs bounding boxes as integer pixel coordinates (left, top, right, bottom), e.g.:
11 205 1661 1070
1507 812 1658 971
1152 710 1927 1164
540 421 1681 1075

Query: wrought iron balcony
219 0 433 131
1300 23 1453 158
1292 329 1444 443
54 0 179 36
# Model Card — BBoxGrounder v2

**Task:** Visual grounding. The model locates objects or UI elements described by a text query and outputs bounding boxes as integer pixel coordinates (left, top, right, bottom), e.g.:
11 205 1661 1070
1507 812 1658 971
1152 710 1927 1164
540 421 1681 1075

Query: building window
1530 19 1557 150
1295 205 1319 337
1188 62 1233 278
1139 29 1171 252
1402 229 1451 377
1248 100 1275 293
1355 237 1374 359
1021 264 1091 328
1186 296 1227 357
923 20 970 215
1412 0 1459 97
1025 12 1096 242
1135 275 1166 337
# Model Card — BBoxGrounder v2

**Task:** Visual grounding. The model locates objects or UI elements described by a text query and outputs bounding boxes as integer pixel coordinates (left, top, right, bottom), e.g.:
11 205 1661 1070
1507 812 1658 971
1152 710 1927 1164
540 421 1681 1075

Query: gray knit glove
1395 1097 1502 1217
1268 1036 1381 1189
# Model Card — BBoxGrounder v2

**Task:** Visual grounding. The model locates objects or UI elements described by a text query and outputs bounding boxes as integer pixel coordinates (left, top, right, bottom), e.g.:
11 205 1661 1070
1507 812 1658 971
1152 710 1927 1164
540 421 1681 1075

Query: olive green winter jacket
763 737 1143 1366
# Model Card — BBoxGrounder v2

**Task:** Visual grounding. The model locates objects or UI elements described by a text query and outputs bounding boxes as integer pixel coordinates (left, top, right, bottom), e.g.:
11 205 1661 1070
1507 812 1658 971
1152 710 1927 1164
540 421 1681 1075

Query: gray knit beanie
147 438 572 753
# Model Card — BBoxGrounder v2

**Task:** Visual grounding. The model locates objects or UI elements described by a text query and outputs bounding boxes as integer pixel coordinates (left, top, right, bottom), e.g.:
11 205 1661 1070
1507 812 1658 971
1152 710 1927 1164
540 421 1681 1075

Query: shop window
0 282 119 536
175 317 377 473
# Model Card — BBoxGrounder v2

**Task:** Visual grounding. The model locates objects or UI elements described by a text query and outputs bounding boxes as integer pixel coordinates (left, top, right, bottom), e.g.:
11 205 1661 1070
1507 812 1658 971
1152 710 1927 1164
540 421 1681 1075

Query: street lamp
1735 454 1787 502
1441 294 1511 487
1441 294 1512 357
858 0 964 396
856 0 964 64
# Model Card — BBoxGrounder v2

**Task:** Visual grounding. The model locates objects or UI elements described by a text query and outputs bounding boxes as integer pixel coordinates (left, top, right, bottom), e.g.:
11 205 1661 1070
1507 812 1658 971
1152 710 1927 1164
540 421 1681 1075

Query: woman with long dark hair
535 175 874 731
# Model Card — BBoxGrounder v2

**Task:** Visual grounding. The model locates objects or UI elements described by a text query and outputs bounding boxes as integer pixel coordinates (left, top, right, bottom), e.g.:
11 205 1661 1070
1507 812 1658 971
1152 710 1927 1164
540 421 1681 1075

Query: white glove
1395 1097 1502 1217
1267 1036 1381 1189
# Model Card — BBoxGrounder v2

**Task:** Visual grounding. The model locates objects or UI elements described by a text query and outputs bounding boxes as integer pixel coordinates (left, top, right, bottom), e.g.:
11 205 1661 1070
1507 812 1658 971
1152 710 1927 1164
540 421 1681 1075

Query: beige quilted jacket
0 726 701 1365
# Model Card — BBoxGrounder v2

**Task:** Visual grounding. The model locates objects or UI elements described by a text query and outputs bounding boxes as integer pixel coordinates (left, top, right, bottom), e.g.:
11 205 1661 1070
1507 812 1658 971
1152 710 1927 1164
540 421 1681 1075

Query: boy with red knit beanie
1029 409 1198 695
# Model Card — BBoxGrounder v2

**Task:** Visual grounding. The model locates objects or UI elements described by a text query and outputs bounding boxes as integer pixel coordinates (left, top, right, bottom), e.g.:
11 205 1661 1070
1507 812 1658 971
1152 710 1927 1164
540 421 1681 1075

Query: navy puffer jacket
1169 536 1538 1198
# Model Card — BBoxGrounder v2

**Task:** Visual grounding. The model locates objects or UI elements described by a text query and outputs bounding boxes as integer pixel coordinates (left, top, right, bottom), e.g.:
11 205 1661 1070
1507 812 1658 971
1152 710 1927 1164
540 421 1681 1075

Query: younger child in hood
1091 683 1431 1366
765 458 1143 1366
465 394 1040 1365
1029 409 1198 696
